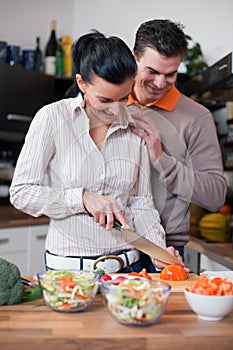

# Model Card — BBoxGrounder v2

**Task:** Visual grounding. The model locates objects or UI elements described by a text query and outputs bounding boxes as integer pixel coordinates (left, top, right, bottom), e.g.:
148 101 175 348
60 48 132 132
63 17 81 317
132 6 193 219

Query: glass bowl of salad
100 278 171 326
37 269 99 313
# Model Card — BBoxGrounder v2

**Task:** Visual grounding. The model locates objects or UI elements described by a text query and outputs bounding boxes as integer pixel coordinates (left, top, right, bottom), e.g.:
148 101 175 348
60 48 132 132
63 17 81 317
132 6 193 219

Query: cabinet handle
6 113 33 122
0 238 10 245
36 234 46 240
218 64 228 71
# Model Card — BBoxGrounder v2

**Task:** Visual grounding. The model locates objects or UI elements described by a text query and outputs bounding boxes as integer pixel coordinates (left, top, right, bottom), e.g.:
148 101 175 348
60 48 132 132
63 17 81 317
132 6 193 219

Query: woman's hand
130 112 163 166
83 191 128 230
153 246 190 273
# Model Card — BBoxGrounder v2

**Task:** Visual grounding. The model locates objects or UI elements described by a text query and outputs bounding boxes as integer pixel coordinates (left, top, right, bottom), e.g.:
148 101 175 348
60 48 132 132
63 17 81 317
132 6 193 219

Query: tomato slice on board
128 268 152 280
160 264 188 281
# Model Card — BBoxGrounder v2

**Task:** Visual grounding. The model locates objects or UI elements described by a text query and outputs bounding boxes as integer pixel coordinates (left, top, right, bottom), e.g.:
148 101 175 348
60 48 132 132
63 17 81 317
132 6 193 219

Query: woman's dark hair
133 19 188 59
64 30 137 98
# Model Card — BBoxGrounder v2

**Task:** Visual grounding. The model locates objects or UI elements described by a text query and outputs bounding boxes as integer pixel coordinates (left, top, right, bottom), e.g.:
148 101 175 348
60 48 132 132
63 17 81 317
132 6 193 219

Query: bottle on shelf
44 20 58 76
34 37 42 71
61 36 73 78
55 38 64 77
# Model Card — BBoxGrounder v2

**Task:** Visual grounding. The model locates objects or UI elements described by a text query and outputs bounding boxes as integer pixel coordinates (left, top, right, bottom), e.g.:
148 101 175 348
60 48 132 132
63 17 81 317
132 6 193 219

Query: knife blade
112 219 184 266
88 213 183 266
21 277 39 288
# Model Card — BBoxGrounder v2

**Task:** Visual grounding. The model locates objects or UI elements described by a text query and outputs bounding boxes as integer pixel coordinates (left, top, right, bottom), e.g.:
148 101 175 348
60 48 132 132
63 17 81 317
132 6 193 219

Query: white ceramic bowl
184 289 233 321
100 279 171 326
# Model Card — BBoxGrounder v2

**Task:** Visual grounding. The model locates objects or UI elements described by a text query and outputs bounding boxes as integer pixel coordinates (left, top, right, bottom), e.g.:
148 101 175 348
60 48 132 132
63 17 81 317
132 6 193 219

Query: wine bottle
55 38 64 77
44 20 57 75
34 37 42 71
61 36 73 78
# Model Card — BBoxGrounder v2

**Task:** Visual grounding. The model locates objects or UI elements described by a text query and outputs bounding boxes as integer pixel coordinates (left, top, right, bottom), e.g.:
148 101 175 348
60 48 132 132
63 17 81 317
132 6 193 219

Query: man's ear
132 50 138 62
76 74 86 93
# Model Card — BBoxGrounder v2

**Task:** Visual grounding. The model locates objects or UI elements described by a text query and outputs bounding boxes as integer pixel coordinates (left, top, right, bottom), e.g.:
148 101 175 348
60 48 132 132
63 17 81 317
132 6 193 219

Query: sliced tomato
186 275 233 296
211 277 223 286
115 276 127 281
112 276 128 285
128 268 152 280
99 274 112 282
160 264 188 281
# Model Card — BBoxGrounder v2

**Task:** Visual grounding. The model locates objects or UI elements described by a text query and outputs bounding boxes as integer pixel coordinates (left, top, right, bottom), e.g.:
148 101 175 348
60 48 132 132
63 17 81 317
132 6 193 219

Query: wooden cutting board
110 273 199 292
150 273 199 292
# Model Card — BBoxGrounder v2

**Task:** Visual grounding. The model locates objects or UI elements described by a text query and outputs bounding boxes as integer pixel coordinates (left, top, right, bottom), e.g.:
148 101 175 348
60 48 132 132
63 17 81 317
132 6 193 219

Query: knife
88 213 183 266
21 277 39 288
113 220 184 266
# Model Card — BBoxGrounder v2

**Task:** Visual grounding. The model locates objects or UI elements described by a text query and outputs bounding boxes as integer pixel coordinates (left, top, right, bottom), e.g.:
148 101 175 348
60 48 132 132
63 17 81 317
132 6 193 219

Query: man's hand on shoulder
131 112 163 165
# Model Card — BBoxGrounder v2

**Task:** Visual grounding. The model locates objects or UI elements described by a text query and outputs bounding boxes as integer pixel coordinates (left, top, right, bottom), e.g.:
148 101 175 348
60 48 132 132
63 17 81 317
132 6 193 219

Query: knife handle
87 212 122 230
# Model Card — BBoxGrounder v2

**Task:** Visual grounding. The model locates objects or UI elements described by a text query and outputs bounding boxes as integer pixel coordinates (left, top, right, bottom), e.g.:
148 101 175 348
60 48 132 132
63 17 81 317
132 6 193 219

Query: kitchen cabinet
184 245 231 274
186 236 233 274
0 61 73 132
0 62 72 205
0 61 55 133
0 226 27 274
0 62 72 175
27 225 47 275
200 253 232 272
0 224 48 275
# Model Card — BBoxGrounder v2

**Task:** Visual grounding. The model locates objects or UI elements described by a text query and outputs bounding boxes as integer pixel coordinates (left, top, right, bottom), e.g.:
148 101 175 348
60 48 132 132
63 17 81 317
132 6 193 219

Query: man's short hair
133 19 188 59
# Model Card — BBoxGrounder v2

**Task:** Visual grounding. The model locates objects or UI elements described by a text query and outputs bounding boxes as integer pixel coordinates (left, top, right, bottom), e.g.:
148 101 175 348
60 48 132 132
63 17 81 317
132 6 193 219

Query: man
127 19 227 257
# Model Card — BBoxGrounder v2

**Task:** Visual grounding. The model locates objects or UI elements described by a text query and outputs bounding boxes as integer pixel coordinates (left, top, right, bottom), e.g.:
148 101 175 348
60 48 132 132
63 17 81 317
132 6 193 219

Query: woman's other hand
153 246 190 273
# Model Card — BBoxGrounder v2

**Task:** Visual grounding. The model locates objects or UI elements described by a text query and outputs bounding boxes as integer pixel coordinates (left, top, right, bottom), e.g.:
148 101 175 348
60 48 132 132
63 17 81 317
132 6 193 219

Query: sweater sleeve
153 111 227 212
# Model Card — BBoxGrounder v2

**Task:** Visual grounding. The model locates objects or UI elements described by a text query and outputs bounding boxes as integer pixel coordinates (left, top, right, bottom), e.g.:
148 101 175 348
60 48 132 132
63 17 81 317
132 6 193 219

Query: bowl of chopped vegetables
184 274 233 321
37 270 99 313
100 278 171 326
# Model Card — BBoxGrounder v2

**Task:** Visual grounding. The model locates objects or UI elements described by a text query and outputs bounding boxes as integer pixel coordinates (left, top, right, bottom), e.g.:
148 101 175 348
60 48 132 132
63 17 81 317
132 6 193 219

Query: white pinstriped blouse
10 94 166 256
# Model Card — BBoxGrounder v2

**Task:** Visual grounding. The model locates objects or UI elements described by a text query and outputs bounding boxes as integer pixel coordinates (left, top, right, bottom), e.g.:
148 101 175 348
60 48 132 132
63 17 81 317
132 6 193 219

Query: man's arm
131 111 227 212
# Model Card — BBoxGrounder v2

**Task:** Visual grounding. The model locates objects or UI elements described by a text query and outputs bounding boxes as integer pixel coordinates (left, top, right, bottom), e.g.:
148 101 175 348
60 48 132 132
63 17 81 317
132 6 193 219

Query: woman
10 30 166 273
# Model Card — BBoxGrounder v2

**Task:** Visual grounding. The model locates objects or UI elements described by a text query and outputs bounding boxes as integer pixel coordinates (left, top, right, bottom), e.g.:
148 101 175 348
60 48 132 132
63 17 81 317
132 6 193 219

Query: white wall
0 0 232 66
72 0 233 66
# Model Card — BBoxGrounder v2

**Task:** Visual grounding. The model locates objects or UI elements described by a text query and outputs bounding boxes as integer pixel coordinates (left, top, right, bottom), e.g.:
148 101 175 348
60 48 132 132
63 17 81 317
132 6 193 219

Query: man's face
133 47 182 105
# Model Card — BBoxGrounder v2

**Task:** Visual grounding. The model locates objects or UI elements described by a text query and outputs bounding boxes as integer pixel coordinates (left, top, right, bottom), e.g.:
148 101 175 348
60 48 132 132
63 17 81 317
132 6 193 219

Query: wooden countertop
0 205 49 228
187 236 233 270
0 274 232 350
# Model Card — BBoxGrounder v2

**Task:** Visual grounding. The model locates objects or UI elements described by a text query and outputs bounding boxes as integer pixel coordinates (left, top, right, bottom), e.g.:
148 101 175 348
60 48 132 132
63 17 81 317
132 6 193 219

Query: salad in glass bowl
100 278 171 326
37 269 99 313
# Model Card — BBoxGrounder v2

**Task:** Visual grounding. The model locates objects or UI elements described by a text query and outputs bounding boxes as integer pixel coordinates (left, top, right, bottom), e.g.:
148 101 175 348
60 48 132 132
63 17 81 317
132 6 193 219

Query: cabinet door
200 254 231 272
27 225 48 275
0 227 27 275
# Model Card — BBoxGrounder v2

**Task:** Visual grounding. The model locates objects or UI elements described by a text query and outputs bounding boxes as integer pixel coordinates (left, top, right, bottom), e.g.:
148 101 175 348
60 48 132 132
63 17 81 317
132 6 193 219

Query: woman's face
76 74 133 126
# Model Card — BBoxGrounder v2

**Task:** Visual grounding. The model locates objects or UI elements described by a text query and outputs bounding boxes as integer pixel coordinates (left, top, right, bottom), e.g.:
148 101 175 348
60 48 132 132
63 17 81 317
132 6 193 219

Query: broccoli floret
0 257 25 305
93 268 105 277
